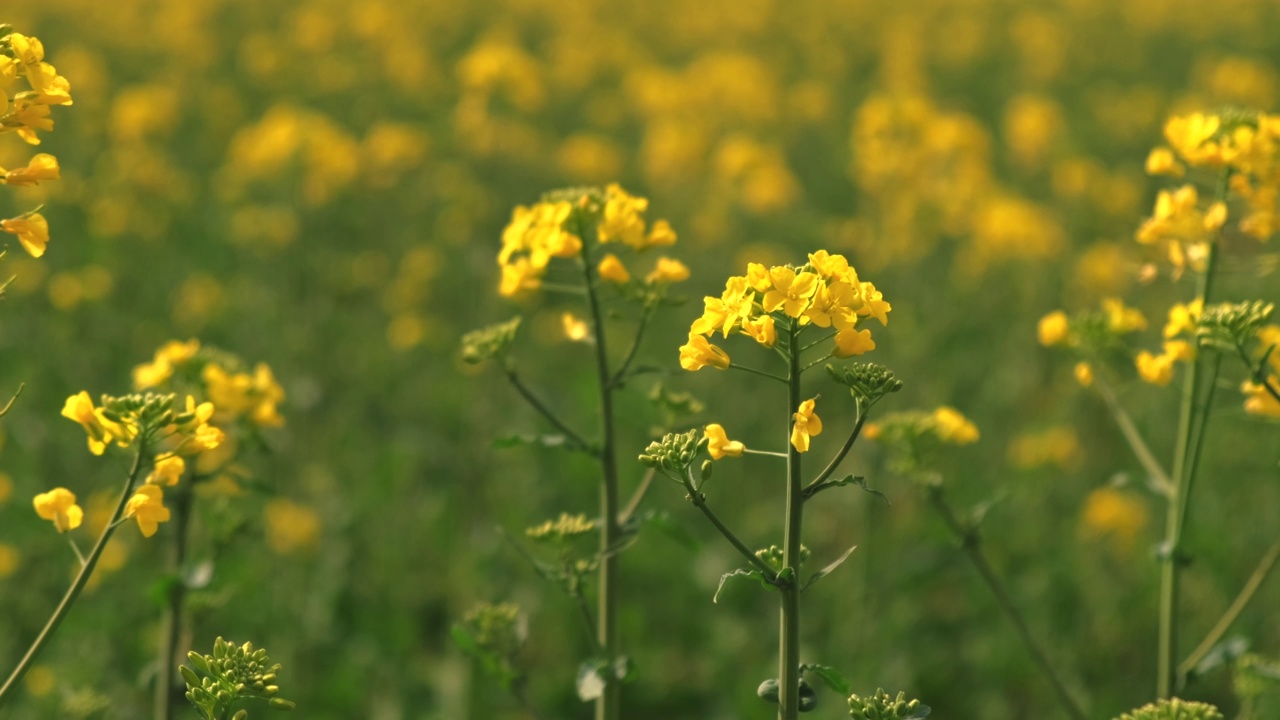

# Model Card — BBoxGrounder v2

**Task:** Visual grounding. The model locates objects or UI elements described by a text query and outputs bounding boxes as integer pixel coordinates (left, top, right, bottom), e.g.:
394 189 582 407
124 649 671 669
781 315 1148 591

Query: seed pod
798 679 818 713
757 678 780 704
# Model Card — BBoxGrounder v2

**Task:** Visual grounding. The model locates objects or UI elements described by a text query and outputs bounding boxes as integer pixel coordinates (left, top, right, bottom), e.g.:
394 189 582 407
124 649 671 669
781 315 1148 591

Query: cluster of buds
1 25 74 260
180 637 295 719
755 544 811 572
460 317 522 365
1195 300 1274 352
496 184 684 297
454 602 527 692
637 430 701 474
1114 698 1222 720
61 391 221 457
525 512 597 542
847 689 931 719
826 363 904 405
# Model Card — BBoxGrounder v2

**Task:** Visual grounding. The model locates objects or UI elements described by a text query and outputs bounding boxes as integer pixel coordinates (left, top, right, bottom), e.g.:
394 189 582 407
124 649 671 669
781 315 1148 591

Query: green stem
579 227 621 720
608 305 653 388
1091 370 1174 497
729 362 788 384
155 477 195 720
778 322 803 720
1177 539 1280 682
682 469 779 582
802 398 865 499
1158 236 1221 699
0 445 148 706
926 486 1087 720
504 369 596 455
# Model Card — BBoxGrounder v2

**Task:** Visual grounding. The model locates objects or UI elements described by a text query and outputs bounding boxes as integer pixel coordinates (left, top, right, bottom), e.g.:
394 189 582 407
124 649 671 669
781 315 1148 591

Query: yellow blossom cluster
496 184 686 297
1141 111 1280 272
1080 487 1149 551
0 27 73 258
1242 324 1280 418
1134 301 1202 386
679 250 889 371
133 339 286 429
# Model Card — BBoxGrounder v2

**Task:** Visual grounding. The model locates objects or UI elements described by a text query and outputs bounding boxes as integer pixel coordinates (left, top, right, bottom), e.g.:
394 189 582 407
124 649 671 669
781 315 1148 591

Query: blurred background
1 0 1278 717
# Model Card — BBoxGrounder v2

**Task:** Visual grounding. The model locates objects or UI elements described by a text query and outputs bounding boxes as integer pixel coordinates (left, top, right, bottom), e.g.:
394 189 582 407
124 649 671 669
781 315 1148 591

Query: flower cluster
133 339 286 429
0 26 73 259
496 184 685 297
680 251 890 371
1113 697 1222 720
1141 111 1280 273
180 637 296 719
864 407 980 448
847 688 931 719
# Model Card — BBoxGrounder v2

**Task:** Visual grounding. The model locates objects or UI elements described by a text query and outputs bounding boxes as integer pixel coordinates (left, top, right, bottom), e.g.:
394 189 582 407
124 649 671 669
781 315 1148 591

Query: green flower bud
826 363 903 404
269 698 297 710
757 679 780 704
461 317 522 365
1114 698 1223 720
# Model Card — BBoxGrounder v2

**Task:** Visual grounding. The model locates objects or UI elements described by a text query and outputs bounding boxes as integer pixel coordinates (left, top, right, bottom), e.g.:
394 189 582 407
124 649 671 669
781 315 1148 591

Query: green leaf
713 568 771 603
801 545 857 591
1191 636 1250 679
799 664 851 695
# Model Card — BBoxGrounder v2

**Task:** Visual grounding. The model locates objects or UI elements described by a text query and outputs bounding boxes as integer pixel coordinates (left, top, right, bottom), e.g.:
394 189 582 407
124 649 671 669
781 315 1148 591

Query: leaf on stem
801 545 857 592
492 433 592 455
713 567 773 603
799 663 851 696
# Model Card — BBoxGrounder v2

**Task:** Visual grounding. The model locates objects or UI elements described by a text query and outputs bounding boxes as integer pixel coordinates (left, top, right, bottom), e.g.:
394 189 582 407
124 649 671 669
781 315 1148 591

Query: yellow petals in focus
597 253 630 283
1136 350 1176 386
932 407 980 444
1074 362 1094 387
790 397 823 453
33 488 83 533
1 153 60 186
679 333 730 371
146 455 186 487
562 313 589 341
834 328 875 358
124 485 170 538
1037 310 1069 346
646 256 689 284
1 213 50 258
703 423 745 460
741 315 777 347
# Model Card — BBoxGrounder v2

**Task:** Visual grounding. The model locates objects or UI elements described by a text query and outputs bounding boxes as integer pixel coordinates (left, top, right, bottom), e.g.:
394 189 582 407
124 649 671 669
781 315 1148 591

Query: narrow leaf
713 568 768 603
801 545 857 591
799 664 851 696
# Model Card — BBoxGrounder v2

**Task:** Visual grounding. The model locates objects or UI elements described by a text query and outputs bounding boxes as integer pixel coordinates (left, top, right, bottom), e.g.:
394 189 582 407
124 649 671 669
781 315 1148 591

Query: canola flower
679 250 890 372
0 26 73 259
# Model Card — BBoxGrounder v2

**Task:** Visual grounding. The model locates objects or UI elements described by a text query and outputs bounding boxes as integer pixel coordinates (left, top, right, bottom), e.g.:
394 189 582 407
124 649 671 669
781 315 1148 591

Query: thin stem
155 478 195 720
608 305 653 388
926 486 1087 720
799 332 836 352
802 398 865 499
618 468 655 525
503 369 596 455
729 362 787 384
1091 371 1174 497
800 354 833 373
0 382 23 417
743 449 789 459
538 282 587 295
571 587 604 655
66 536 86 567
578 225 622 720
682 469 779 582
0 446 148 705
778 322 803 720
1178 539 1280 681
1158 234 1221 699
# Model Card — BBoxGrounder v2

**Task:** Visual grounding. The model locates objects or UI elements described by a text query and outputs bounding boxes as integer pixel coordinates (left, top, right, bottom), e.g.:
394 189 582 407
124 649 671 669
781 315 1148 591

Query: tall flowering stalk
644 251 904 720
1041 109 1280 699
464 184 688 720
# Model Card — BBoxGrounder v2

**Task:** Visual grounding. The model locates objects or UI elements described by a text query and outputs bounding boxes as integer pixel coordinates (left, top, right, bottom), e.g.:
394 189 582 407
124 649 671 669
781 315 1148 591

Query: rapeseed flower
790 397 823 452
123 485 170 538
33 487 82 532
703 423 744 459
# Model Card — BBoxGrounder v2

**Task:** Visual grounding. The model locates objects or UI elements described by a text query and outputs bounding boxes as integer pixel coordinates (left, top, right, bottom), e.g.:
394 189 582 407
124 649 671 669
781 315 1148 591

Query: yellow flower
562 313 589 341
646 256 689 284
646 220 678 247
124 485 170 538
597 253 631 283
690 277 754 337
704 423 745 459
679 333 730 371
1102 298 1147 333
1164 113 1225 168
762 266 819 318
1 213 50 258
833 328 876 357
932 407 979 444
806 250 856 281
146 455 186 487
856 281 891 325
741 315 777 347
1081 487 1148 549
0 543 19 578
1074 362 1094 387
790 397 823 453
1163 299 1203 339
804 280 862 329
33 488 83 533
597 184 652 248
0 153 60 186
1037 310 1070 346
1163 339 1195 362
1136 350 1176 385
61 391 115 455
1144 147 1184 177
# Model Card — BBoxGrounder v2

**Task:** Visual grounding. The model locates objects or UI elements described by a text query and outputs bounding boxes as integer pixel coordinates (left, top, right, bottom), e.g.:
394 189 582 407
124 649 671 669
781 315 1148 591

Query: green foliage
181 637 295 719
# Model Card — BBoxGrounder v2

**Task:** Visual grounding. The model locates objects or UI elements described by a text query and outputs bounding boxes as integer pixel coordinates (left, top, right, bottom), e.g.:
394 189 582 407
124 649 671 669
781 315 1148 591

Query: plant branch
728 362 787 384
1091 371 1174 497
0 445 148 706
926 486 1087 720
1178 539 1280 682
803 398 865 500
608 305 653 388
681 468 778 582
503 369 596 455
618 468 655 525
